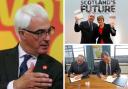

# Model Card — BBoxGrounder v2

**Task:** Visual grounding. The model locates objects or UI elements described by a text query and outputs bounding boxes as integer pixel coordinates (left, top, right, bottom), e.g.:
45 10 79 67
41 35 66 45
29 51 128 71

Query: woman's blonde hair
97 15 104 21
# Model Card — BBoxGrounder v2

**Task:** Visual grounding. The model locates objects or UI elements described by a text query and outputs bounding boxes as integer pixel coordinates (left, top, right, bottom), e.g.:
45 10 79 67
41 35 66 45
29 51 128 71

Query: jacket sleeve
0 77 7 89
109 24 116 36
68 62 74 75
52 65 63 89
74 22 83 32
114 60 121 76
82 62 89 77
0 55 8 89
98 61 104 75
93 24 99 40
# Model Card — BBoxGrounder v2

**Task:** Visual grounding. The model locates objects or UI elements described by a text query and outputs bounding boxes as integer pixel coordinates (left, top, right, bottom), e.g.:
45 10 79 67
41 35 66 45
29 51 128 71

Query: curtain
102 45 110 55
86 45 94 73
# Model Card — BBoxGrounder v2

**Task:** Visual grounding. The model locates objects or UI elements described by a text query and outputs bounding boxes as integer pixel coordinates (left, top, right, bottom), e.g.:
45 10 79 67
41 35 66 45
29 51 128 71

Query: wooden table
65 74 128 89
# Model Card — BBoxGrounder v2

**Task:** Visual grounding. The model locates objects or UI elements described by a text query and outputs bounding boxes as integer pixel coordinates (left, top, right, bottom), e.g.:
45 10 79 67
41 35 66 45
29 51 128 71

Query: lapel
102 61 106 71
98 24 106 35
110 59 114 71
102 24 107 35
5 45 19 81
87 21 91 31
34 54 51 74
33 54 55 80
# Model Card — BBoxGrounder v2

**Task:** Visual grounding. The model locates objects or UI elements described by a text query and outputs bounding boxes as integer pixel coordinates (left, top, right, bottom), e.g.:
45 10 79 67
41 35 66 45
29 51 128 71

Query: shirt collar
88 21 93 24
18 44 37 59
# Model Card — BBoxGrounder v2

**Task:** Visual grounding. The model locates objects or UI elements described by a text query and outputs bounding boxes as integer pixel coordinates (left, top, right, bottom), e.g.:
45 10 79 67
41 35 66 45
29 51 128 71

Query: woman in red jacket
96 15 116 44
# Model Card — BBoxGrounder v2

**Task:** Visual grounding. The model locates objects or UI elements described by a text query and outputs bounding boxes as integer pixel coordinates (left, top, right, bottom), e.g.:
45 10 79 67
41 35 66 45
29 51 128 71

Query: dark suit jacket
74 21 98 44
68 62 89 77
97 24 116 44
99 59 121 75
0 45 63 89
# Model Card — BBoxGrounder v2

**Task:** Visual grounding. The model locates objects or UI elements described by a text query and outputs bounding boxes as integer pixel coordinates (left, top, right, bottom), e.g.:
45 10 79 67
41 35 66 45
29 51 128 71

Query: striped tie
19 54 32 77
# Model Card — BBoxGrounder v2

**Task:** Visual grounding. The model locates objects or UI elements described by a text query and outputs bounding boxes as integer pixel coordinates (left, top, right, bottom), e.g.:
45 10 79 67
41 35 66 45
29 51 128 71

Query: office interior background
65 45 128 74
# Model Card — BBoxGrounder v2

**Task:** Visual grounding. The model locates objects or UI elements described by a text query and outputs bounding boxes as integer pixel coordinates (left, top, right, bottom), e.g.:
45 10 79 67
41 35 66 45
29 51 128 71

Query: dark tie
107 63 111 75
19 54 32 77
90 22 93 31
77 65 80 73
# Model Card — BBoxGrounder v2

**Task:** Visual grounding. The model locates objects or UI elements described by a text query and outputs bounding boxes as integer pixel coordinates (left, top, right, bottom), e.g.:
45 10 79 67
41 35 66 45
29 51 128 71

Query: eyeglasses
21 26 55 38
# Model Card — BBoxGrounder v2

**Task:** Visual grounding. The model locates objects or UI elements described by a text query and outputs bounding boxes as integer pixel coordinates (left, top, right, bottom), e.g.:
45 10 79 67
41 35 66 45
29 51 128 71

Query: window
92 45 102 59
114 45 128 63
73 45 85 58
65 45 74 64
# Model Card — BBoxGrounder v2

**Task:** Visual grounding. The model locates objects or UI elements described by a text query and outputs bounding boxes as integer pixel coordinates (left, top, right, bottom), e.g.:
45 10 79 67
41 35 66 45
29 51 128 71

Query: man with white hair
74 12 98 43
68 55 89 78
0 4 63 89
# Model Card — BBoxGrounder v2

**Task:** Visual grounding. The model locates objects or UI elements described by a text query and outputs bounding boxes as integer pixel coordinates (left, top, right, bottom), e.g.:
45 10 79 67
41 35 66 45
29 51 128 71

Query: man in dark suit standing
74 12 98 44
0 4 63 89
99 52 121 79
68 55 89 78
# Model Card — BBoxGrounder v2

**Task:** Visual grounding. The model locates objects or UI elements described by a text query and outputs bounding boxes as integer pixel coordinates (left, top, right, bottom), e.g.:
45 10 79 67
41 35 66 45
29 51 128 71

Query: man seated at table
99 51 121 79
68 55 89 78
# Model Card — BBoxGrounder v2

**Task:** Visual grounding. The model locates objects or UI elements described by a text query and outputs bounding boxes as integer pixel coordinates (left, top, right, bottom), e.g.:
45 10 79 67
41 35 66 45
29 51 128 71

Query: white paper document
70 75 81 82
74 9 83 19
105 76 117 83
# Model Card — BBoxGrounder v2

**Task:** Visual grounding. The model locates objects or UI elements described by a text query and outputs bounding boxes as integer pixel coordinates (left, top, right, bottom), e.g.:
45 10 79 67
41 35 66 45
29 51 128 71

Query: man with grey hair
0 4 63 89
74 12 98 43
99 51 121 80
68 55 89 78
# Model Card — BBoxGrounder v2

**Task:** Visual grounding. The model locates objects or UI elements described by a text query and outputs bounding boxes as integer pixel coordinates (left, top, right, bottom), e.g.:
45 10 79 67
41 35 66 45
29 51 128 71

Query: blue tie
107 64 111 75
19 54 32 77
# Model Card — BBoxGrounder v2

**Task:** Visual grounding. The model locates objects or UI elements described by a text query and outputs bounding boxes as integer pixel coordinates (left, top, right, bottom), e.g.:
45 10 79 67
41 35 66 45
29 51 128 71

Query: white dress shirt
7 45 37 89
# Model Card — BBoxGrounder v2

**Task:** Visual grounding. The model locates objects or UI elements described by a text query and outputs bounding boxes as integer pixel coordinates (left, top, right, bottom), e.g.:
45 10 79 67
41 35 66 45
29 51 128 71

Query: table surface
65 74 128 89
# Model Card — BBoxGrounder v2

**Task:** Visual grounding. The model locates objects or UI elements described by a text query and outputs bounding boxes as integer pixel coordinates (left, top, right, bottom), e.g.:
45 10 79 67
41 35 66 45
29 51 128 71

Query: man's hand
13 64 52 89
110 23 115 29
112 73 117 78
75 16 80 24
100 74 107 80
77 74 83 78
70 74 75 78
74 74 82 80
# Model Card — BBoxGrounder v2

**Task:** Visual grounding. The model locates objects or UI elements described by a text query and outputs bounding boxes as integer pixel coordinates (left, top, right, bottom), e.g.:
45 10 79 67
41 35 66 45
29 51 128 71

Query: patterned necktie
19 54 32 77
